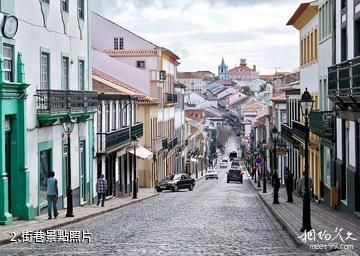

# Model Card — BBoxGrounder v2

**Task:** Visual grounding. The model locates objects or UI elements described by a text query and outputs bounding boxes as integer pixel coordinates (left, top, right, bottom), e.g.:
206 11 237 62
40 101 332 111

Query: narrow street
1 140 311 255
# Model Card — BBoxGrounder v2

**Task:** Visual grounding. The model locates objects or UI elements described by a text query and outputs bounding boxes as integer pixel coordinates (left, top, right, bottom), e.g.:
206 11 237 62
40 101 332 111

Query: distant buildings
177 71 215 95
218 57 229 80
229 59 259 82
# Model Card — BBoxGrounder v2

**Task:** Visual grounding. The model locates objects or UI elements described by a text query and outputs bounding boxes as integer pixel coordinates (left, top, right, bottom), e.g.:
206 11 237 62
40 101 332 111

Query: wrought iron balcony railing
97 127 130 152
328 56 360 97
36 89 98 113
130 122 144 139
292 120 306 140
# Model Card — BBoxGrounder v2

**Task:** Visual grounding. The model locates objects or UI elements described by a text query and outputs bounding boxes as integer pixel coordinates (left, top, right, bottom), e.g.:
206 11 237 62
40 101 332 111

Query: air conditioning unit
159 70 166 81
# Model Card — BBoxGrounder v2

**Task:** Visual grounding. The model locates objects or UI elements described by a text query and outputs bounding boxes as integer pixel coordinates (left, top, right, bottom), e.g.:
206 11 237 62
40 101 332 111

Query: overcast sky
92 0 305 75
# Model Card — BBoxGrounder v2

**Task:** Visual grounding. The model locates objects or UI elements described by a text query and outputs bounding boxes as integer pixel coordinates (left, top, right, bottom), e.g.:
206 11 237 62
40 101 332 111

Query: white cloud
92 0 305 74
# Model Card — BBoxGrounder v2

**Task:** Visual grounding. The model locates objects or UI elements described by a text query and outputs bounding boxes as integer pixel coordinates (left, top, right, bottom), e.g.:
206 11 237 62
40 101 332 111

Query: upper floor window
114 37 124 50
41 52 50 89
78 0 84 20
62 0 69 13
61 56 69 90
41 0 49 3
3 44 13 82
112 102 116 130
136 61 145 69
79 60 85 90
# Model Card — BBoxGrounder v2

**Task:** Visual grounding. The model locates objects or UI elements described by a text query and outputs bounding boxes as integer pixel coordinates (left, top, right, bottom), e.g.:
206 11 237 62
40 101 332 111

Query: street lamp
262 140 267 193
272 126 279 204
299 88 314 232
131 135 138 199
63 114 75 217
253 150 258 183
256 145 261 188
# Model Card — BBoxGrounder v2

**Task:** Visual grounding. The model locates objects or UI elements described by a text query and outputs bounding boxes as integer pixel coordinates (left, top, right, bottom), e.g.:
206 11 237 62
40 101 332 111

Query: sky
92 0 305 75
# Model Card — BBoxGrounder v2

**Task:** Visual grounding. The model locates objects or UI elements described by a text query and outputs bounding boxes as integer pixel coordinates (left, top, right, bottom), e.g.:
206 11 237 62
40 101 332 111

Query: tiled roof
92 68 158 104
271 93 287 102
177 71 215 79
104 49 158 57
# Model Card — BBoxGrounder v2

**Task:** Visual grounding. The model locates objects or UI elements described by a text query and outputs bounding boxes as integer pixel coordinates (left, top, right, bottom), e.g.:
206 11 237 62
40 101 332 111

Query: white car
220 162 227 169
206 169 218 180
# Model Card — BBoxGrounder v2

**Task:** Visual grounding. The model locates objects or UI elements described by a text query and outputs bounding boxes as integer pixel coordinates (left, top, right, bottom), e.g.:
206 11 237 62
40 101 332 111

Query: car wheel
173 185 179 192
206 177 208 180
216 177 218 179
156 188 162 192
227 180 229 183
189 184 193 191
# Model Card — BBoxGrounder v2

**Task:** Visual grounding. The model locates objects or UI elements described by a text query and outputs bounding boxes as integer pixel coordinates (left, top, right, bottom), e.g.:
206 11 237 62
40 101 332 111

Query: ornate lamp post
253 150 258 183
256 145 261 188
262 141 267 193
272 126 279 204
299 88 314 232
63 114 75 217
131 135 138 199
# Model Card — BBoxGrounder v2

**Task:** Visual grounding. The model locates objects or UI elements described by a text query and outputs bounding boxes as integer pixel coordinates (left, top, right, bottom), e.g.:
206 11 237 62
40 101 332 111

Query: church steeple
218 57 228 80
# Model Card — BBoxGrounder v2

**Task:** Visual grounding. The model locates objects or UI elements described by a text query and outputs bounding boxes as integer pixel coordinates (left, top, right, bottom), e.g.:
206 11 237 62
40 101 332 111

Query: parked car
231 159 240 168
222 158 228 163
227 169 243 184
206 169 218 180
220 162 228 169
155 174 195 192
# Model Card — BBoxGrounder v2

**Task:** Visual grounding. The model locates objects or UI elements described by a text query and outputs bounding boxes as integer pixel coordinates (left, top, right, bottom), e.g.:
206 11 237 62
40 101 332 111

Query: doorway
79 141 86 203
5 117 12 213
105 153 116 197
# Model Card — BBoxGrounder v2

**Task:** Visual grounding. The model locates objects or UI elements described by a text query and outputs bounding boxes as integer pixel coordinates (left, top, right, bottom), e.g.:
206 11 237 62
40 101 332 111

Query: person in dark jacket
272 170 280 204
284 168 294 203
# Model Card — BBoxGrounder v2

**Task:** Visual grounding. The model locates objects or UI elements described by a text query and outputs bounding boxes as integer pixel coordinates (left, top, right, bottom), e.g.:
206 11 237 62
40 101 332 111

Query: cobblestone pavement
1 170 319 256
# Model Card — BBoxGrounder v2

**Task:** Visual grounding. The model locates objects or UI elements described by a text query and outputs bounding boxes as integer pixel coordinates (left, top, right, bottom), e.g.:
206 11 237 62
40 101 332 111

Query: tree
216 126 232 150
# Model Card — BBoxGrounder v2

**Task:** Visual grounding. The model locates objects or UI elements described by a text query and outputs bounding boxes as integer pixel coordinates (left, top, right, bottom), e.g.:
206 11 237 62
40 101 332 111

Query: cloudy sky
93 0 304 75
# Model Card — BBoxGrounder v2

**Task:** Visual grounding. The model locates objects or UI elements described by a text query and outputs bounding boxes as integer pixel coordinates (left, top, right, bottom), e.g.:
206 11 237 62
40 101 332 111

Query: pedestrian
284 167 293 203
47 171 59 219
96 174 107 207
299 171 313 197
272 170 280 204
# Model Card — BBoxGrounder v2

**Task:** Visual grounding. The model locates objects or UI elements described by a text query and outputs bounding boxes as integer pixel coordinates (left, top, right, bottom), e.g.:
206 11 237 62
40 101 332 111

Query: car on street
220 162 228 168
229 151 238 161
231 159 240 168
155 173 195 192
206 169 218 180
222 158 228 163
227 168 243 184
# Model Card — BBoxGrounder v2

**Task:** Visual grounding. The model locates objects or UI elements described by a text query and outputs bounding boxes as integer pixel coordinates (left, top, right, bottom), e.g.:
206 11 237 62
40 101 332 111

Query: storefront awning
129 145 153 160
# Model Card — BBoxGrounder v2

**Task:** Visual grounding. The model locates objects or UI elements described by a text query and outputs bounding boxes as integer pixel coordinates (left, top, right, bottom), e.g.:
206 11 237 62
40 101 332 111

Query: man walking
284 168 293 203
96 174 107 207
47 171 59 219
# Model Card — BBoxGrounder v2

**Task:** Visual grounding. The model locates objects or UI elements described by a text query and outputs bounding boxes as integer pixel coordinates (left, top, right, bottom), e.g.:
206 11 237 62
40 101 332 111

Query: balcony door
105 153 116 197
5 117 12 213
79 141 86 203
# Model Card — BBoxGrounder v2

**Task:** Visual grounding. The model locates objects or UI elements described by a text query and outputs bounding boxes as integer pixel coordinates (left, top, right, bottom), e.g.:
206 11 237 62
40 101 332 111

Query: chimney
253 65 256 71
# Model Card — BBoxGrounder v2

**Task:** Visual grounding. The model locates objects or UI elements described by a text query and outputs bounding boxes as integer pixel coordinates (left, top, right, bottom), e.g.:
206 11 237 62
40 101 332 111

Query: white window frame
62 0 69 12
41 51 50 89
61 56 69 90
3 44 13 82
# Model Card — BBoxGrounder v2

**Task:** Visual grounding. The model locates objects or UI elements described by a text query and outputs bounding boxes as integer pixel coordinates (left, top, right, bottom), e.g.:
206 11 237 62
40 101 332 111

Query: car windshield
172 174 182 180
207 170 215 173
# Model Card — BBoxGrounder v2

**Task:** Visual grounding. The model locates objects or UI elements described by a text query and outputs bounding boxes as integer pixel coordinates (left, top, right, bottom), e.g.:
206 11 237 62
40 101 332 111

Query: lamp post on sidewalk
256 145 261 188
254 150 258 183
299 88 314 232
132 135 138 199
272 126 279 204
261 141 267 193
63 114 75 217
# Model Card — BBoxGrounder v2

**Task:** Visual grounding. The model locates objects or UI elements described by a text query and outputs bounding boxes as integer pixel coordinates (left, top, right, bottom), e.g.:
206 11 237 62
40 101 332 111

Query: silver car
206 169 219 180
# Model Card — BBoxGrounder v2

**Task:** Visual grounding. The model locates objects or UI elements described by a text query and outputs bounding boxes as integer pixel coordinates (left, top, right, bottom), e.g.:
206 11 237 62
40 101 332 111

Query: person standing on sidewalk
284 168 293 203
299 171 313 198
47 171 59 219
96 174 107 207
272 170 280 204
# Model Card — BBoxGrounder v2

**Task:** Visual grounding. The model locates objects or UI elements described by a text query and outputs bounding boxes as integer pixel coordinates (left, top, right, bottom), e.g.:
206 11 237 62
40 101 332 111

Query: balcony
162 138 168 149
36 89 98 126
130 122 144 139
97 122 144 153
281 123 293 143
328 56 360 109
97 127 130 153
164 93 177 104
167 137 178 151
309 111 334 140
292 121 306 141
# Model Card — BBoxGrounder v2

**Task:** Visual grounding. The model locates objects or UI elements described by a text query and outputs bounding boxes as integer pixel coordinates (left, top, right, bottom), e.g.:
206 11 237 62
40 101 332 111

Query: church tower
218 57 228 80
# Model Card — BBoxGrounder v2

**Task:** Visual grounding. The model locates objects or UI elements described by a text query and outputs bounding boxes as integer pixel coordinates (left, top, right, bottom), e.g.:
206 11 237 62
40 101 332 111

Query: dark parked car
227 169 243 184
231 159 240 168
155 174 195 192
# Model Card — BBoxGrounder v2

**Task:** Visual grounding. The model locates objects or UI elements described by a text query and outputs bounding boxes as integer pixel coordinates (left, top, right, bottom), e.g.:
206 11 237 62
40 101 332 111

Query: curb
0 193 158 247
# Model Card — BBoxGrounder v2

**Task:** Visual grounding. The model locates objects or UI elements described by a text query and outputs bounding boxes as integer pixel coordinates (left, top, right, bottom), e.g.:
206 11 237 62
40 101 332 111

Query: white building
0 0 96 225
177 71 215 95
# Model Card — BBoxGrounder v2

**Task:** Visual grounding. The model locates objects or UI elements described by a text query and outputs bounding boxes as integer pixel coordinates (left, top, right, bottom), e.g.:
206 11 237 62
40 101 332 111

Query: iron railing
36 89 98 113
292 121 306 139
130 122 144 139
97 127 130 152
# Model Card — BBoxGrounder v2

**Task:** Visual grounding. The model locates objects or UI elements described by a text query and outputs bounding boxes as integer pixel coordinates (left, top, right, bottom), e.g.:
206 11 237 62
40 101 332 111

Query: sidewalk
0 188 158 246
248 178 360 255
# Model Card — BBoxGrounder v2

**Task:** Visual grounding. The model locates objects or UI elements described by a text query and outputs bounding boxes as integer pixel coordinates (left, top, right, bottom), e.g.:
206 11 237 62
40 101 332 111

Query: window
79 141 86 202
79 60 85 91
61 56 69 90
323 147 331 187
3 45 13 82
41 0 49 3
314 29 318 59
136 61 145 69
113 37 124 50
41 52 50 89
106 103 110 132
341 28 347 61
122 101 127 127
62 0 69 12
355 18 360 57
78 0 84 20
112 102 116 130
341 0 346 9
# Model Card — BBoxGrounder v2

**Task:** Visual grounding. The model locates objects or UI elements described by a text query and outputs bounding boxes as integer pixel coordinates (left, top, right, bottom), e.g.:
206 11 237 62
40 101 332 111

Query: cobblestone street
0 166 317 256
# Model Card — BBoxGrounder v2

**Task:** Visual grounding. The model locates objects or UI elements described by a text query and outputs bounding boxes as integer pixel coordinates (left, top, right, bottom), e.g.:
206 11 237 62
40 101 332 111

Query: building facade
228 59 259 82
218 57 228 80
1 0 97 225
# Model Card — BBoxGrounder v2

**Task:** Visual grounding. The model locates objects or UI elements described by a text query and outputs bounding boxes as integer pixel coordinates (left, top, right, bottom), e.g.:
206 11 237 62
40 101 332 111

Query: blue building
218 57 228 80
